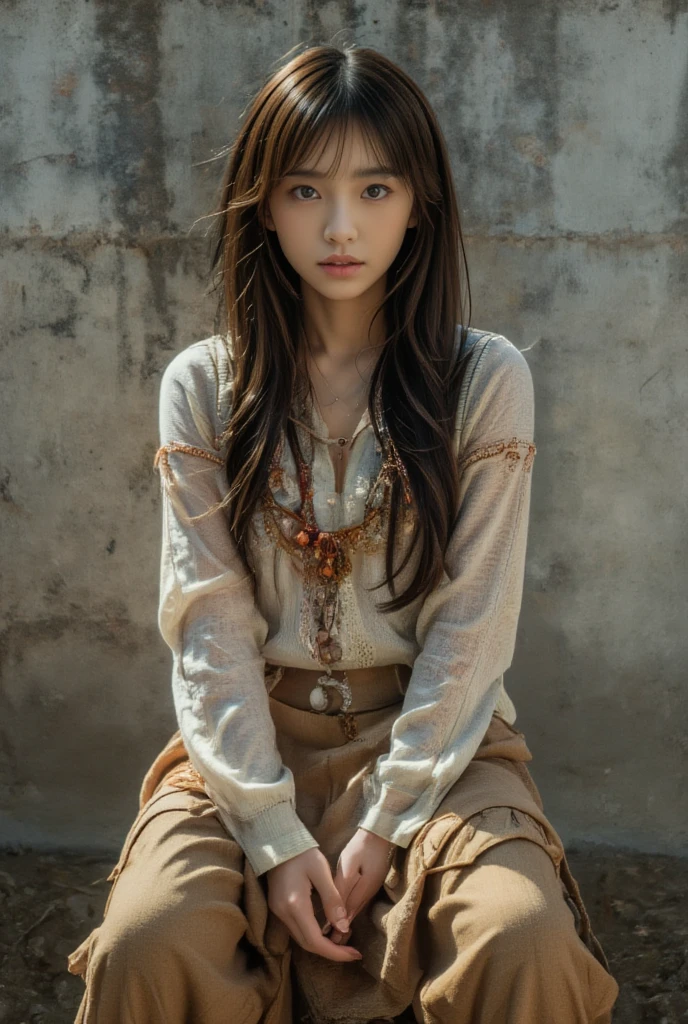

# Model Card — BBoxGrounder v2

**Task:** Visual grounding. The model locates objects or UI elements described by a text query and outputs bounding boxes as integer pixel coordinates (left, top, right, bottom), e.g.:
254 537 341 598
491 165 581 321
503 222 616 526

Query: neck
300 278 387 365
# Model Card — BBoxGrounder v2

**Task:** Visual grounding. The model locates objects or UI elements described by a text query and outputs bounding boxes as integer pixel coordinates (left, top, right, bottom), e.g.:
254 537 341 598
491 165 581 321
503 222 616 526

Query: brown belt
268 663 411 717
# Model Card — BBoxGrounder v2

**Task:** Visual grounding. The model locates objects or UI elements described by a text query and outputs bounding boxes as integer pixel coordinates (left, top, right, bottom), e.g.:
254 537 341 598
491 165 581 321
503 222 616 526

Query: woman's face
265 123 417 301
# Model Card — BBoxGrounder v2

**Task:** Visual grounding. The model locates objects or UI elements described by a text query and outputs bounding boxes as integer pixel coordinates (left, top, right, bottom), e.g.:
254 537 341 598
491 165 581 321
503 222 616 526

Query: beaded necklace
260 387 415 670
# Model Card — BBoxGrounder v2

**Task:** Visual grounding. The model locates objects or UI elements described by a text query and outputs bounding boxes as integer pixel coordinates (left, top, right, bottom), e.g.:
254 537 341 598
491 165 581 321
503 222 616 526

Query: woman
69 42 619 1023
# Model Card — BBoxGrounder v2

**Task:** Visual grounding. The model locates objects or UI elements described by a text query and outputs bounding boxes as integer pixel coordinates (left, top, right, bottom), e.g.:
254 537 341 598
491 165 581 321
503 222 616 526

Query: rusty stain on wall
93 0 171 235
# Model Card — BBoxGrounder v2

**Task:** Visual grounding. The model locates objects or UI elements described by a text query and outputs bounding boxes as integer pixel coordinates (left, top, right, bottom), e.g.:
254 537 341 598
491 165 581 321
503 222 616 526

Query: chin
306 276 373 296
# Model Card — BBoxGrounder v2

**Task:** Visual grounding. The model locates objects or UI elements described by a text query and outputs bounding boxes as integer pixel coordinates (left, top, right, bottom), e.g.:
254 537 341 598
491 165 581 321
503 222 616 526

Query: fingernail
352 952 363 960
334 906 346 919
336 917 349 932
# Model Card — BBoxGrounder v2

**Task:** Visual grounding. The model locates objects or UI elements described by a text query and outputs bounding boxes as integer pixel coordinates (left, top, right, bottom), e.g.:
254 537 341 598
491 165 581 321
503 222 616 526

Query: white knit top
155 326 536 876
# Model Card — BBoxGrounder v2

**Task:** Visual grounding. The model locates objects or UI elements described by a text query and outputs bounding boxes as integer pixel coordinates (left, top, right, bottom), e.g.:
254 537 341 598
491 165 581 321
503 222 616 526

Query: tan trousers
69 698 619 1023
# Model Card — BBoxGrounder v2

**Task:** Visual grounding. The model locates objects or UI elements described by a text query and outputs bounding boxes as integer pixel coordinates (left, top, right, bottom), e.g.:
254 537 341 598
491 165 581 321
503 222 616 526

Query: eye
363 184 391 200
291 185 319 201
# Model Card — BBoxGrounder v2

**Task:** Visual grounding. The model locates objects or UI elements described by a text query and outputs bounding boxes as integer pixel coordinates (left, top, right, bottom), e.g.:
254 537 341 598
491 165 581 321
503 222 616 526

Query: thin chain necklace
292 341 376 461
300 335 383 459
307 387 367 462
304 335 382 412
310 361 368 411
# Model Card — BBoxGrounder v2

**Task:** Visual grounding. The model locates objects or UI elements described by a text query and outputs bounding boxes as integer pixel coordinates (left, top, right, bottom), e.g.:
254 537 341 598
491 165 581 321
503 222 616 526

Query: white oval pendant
309 685 329 712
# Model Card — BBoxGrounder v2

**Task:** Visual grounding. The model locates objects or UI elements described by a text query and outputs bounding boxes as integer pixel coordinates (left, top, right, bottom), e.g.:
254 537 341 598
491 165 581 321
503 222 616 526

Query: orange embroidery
154 443 225 476
460 437 536 473
268 464 285 492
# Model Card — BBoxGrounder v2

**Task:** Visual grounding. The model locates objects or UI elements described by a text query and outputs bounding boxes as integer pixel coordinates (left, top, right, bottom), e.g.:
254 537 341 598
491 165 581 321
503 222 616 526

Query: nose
324 199 358 245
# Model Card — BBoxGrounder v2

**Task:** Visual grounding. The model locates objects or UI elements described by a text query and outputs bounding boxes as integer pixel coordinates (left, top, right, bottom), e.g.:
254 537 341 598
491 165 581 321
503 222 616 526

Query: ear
263 203 276 232
407 202 418 230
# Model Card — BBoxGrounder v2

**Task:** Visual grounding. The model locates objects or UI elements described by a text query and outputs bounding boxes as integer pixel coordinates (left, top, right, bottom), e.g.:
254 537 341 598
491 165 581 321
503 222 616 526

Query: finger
273 888 319 951
333 860 361 909
283 888 358 961
343 874 371 921
348 893 374 923
331 926 352 945
298 914 361 961
310 859 352 934
347 877 384 924
322 920 351 944
283 912 309 952
292 904 361 962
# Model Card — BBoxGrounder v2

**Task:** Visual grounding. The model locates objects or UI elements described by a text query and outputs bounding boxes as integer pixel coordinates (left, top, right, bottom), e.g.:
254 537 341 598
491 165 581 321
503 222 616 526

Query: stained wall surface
1 0 686 855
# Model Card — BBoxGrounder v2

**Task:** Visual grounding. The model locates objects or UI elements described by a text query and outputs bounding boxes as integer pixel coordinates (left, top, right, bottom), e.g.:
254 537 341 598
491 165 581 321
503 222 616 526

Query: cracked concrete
1 0 687 872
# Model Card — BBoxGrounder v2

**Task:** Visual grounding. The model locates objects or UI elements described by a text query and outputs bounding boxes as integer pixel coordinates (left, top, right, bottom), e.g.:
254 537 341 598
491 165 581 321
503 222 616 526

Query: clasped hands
266 826 394 962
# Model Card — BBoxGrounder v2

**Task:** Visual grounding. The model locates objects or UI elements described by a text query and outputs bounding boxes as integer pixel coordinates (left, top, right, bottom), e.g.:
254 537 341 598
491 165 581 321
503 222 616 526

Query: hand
330 828 394 945
266 847 362 962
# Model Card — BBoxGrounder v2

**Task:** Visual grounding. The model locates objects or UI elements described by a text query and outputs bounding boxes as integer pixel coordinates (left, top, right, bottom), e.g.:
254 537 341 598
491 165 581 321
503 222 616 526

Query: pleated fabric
69 697 618 1024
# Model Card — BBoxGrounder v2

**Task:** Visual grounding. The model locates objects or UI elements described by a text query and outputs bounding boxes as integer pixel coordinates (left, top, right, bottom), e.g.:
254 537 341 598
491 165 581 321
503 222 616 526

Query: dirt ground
0 843 686 1023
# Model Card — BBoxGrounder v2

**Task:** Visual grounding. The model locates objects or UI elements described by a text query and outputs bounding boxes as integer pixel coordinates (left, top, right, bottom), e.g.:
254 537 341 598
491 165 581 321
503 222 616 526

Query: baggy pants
68 698 619 1023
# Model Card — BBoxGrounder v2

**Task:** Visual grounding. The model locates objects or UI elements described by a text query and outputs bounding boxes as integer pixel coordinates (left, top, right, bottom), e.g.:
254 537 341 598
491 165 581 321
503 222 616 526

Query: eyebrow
283 165 399 179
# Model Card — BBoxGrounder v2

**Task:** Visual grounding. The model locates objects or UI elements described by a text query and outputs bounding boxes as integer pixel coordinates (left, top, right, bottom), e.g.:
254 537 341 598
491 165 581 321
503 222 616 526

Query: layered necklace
259 337 415 690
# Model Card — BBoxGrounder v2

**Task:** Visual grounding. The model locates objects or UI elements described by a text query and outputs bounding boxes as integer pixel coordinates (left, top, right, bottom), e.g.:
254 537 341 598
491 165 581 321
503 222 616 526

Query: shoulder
455 326 532 393
158 334 234 448
160 335 234 421
453 326 535 450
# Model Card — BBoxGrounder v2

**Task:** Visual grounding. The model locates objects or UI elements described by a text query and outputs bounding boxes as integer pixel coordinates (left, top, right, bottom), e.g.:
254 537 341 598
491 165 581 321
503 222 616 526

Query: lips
318 257 363 265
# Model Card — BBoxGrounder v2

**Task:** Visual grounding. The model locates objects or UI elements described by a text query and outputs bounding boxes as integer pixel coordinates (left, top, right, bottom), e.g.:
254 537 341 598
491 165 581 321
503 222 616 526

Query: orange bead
296 530 310 547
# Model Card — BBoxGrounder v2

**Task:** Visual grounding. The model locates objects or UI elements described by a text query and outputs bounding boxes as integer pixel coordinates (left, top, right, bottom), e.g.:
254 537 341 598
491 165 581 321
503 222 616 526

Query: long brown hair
209 42 473 613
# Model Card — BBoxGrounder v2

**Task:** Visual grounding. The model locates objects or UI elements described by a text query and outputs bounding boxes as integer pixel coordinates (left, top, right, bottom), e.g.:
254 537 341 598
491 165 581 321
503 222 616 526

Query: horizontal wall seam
0 231 686 253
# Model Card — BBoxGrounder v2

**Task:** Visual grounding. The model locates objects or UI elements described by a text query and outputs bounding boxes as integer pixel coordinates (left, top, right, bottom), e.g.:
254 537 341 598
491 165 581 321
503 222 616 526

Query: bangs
265 96 431 207
281 113 400 181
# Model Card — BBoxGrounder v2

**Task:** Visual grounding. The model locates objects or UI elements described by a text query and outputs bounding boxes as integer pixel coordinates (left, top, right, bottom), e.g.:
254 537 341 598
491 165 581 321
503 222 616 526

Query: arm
155 340 319 876
358 334 536 846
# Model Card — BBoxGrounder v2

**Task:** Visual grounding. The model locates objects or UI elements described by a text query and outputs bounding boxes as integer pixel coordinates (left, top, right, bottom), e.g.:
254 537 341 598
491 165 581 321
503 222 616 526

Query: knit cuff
219 801 319 877
358 785 424 849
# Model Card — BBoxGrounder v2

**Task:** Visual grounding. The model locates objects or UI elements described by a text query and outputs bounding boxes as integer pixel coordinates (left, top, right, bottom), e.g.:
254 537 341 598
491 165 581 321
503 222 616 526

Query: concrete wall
1 0 686 855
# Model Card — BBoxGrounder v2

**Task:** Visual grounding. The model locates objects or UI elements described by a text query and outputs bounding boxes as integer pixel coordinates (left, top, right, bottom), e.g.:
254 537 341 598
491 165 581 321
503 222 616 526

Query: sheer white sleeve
155 342 318 875
359 335 536 846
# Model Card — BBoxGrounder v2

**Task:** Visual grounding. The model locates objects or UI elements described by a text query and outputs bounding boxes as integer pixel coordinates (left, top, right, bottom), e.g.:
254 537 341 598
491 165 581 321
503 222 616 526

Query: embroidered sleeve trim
459 437 536 473
154 442 225 476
